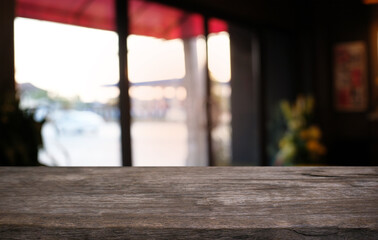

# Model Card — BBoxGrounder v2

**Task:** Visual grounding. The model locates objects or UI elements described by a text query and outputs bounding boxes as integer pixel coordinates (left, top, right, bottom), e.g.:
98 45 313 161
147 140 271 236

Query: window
14 17 121 166
15 0 230 166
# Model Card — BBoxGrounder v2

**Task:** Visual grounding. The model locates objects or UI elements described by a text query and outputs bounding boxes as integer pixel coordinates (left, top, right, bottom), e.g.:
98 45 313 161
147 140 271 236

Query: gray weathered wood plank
0 167 377 239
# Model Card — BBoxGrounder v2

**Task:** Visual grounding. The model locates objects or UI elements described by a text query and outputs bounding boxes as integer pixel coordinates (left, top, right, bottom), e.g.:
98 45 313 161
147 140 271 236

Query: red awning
16 0 227 39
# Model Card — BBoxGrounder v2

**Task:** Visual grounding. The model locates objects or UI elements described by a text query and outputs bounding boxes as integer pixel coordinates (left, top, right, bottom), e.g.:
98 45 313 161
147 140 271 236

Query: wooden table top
0 167 377 239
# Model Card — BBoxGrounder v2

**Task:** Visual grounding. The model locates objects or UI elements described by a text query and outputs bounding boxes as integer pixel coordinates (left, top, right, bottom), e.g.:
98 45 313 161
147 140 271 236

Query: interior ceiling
153 0 298 29
16 0 227 39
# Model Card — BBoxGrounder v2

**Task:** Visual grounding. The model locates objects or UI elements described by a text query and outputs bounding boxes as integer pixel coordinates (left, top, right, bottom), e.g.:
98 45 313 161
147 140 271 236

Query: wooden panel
0 0 15 99
230 25 261 165
0 167 377 239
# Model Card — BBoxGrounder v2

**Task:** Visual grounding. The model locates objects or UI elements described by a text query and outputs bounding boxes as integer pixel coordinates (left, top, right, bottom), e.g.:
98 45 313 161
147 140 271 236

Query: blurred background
0 0 377 166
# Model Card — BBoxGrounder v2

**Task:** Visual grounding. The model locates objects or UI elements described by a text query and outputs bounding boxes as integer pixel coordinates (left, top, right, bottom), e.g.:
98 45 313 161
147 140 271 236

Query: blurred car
49 110 105 134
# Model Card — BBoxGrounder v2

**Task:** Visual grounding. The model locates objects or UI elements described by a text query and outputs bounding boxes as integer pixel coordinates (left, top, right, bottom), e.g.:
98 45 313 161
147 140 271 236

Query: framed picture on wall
333 41 368 112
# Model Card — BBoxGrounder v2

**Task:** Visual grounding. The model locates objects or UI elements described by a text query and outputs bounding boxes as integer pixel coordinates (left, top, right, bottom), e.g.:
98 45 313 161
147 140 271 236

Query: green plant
274 95 326 166
0 94 44 166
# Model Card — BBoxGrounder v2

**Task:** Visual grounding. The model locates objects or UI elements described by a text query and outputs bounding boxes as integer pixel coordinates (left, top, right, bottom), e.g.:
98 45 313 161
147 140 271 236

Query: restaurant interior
1 0 377 167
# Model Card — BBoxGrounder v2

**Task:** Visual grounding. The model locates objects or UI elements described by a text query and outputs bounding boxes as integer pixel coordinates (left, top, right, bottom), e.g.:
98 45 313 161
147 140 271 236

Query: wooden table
0 167 377 239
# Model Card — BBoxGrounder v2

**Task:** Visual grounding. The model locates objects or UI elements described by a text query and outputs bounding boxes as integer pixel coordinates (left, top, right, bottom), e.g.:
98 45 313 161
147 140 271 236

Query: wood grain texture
0 167 377 239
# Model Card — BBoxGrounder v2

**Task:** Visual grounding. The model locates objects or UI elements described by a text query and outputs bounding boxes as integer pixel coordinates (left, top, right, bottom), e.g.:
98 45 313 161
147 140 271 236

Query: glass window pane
208 27 232 166
128 0 208 166
14 17 121 166
128 35 188 166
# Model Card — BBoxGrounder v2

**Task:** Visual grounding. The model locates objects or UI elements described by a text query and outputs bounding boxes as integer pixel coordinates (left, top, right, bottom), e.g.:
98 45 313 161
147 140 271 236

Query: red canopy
16 0 227 39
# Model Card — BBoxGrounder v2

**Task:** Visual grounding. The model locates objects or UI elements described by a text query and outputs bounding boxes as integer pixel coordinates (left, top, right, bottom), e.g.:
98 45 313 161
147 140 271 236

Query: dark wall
314 0 375 165
229 26 302 166
229 2 315 165
229 25 256 165
230 25 266 166
228 0 377 165
262 29 297 165
370 6 378 165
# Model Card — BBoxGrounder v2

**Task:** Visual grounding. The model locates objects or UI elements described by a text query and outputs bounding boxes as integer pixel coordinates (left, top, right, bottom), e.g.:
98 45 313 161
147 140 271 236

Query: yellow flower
300 129 309 140
279 138 286 148
306 140 326 155
308 125 321 139
280 101 292 121
289 118 305 130
280 142 297 161
307 140 316 152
